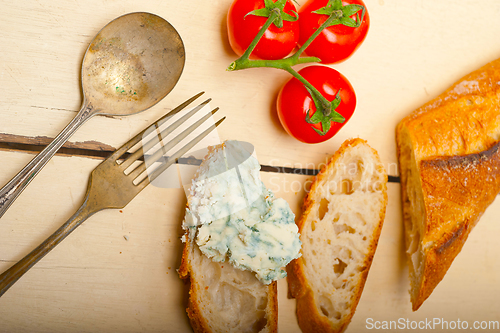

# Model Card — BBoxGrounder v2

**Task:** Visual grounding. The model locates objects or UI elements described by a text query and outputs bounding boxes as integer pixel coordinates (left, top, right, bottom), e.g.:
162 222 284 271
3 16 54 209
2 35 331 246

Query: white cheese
182 140 301 284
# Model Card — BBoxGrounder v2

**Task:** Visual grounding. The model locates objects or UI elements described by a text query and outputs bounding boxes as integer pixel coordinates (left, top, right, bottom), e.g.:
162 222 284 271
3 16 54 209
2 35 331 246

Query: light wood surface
1 0 500 332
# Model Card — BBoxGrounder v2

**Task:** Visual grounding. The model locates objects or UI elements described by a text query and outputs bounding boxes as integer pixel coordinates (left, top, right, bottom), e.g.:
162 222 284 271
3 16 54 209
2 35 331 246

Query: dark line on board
0 141 401 182
259 164 400 183
388 175 400 183
0 141 113 159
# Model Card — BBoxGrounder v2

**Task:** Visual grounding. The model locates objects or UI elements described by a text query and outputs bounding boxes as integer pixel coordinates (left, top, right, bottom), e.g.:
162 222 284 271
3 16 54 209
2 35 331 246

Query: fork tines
113 92 224 188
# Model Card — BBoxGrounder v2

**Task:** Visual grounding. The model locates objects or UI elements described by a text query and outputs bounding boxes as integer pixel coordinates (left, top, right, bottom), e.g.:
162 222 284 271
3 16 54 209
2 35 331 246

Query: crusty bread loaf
396 57 500 311
178 236 278 333
287 138 388 333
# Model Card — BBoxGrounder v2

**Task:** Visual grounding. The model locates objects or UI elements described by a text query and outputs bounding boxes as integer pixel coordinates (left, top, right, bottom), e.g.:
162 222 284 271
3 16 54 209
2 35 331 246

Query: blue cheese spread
182 141 301 284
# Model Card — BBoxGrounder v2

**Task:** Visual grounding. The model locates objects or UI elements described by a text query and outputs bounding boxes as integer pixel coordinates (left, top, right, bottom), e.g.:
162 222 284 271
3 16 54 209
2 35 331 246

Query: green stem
228 9 321 72
229 9 339 71
292 14 339 60
228 56 320 71
282 66 331 116
227 4 346 119
240 9 280 60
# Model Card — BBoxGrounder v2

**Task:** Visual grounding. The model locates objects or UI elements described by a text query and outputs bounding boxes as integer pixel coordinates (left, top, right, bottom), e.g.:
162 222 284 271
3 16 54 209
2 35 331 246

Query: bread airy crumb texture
287 138 388 333
396 57 500 311
179 237 277 333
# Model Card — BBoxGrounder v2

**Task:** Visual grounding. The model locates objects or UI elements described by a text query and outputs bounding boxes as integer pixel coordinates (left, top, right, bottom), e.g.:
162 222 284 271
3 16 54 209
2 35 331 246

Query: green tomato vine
227 0 366 136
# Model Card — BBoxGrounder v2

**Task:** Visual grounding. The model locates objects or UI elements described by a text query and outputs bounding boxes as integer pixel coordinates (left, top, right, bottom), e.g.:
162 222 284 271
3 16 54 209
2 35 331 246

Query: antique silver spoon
0 12 185 218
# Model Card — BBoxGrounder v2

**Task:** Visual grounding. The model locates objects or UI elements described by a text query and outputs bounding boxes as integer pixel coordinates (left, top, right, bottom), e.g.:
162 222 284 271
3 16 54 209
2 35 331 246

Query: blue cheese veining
182 140 301 284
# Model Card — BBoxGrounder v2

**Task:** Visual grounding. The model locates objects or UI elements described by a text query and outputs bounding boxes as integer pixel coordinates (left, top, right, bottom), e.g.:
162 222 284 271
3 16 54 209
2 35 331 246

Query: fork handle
0 199 96 297
0 102 96 219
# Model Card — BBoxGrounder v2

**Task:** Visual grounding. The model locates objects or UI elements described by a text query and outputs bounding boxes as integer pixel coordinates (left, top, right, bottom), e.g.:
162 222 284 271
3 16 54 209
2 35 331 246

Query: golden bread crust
179 237 212 333
267 282 278 333
396 57 500 311
416 142 500 310
398 57 500 162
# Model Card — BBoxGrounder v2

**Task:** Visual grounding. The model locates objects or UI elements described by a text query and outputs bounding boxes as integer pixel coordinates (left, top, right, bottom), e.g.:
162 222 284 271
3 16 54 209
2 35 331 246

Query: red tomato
227 0 299 60
298 0 370 64
277 66 356 144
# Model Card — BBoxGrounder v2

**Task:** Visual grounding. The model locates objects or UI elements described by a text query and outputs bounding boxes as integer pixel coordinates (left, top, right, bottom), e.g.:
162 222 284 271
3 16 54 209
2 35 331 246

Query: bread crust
396 57 500 311
178 237 210 333
179 235 278 333
397 57 500 161
287 138 388 333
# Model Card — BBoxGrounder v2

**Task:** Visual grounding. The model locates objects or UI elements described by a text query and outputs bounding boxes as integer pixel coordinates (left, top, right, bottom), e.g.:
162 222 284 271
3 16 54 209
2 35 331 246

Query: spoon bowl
0 12 185 218
82 12 185 115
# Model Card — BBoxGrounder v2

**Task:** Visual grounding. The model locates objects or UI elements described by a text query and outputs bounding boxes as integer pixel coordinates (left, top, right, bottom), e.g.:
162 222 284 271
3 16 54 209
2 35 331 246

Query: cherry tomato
277 66 356 144
298 0 370 64
227 0 299 60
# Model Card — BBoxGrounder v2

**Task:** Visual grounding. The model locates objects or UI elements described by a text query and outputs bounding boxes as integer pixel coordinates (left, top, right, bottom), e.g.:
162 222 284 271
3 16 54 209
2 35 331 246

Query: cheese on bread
179 140 301 332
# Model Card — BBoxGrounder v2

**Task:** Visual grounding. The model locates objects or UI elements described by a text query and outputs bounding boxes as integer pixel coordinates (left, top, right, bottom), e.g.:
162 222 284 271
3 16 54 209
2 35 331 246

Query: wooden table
1 0 500 332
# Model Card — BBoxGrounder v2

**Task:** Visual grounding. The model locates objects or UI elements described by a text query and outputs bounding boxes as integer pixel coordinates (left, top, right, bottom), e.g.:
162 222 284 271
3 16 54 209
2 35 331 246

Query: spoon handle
0 103 95 219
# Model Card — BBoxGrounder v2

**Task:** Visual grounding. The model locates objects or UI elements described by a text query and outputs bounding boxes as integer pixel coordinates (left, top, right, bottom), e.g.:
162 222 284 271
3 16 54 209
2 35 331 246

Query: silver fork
0 92 224 297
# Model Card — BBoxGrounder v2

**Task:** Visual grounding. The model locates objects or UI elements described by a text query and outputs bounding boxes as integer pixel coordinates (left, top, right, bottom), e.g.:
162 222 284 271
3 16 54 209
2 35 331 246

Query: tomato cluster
227 0 370 144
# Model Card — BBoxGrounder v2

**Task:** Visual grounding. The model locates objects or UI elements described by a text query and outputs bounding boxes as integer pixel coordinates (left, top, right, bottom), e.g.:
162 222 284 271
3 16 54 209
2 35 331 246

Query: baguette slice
396 57 500 311
287 138 388 333
179 237 278 333
178 141 284 333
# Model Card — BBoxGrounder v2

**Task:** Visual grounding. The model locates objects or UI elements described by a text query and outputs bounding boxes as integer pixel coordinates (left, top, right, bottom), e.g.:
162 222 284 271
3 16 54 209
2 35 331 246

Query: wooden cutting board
1 0 500 332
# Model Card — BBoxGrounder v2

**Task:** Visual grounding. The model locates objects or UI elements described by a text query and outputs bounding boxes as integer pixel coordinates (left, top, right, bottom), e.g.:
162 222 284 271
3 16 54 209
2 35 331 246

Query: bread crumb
124 235 129 241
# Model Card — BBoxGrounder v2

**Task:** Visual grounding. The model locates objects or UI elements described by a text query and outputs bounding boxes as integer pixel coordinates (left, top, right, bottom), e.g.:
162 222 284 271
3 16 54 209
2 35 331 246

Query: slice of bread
287 138 388 333
178 140 298 333
178 236 277 333
396 57 500 311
